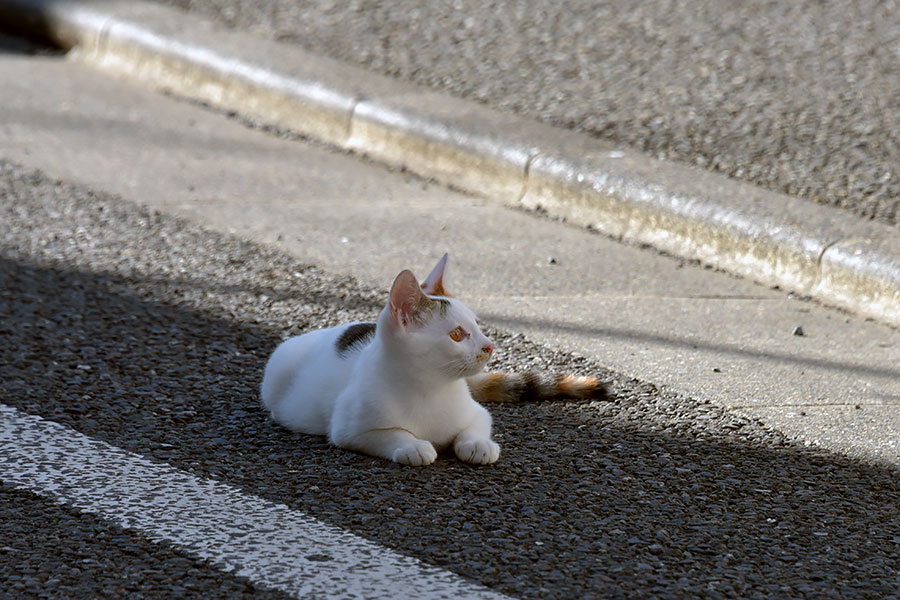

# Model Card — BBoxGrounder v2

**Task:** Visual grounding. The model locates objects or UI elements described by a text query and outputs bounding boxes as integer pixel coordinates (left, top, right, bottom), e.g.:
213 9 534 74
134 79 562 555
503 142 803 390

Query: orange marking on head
421 253 454 297
422 281 452 297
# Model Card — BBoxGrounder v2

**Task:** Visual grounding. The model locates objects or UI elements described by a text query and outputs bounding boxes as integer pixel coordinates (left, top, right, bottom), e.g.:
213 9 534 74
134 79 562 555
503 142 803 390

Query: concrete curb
3 0 899 327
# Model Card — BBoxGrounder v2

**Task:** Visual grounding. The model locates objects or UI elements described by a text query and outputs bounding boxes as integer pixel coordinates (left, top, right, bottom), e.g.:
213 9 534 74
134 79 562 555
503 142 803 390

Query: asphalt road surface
2 15 900 596
3 157 900 597
155 0 900 229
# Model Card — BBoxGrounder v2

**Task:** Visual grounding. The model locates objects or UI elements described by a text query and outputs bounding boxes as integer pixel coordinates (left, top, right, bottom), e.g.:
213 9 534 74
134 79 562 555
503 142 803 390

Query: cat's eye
449 326 469 342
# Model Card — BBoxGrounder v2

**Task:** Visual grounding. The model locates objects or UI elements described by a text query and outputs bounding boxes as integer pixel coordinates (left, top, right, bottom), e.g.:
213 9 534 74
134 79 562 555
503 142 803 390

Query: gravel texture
152 0 900 229
2 159 900 598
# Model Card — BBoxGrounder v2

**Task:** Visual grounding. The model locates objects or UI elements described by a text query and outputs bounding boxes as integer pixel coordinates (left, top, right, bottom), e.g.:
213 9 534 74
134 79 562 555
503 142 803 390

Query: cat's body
261 254 605 466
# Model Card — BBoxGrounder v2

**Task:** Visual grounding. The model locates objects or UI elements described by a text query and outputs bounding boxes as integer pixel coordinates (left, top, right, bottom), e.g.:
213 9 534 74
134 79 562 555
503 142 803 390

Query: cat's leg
338 428 438 466
454 408 500 465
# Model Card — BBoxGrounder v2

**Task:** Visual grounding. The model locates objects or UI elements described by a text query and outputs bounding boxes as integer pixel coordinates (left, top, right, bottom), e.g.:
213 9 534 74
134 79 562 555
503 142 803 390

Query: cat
260 254 606 466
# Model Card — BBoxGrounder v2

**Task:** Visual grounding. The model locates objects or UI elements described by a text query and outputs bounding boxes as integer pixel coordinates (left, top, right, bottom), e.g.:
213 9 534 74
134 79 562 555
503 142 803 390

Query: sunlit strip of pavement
0 403 512 600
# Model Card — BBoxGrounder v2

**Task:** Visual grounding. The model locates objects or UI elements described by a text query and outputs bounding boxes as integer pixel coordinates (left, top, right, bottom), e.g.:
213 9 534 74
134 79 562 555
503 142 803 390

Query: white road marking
0 403 511 600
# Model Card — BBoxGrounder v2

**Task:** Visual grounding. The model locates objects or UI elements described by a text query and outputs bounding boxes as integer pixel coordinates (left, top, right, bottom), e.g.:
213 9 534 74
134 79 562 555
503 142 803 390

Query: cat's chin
460 363 488 378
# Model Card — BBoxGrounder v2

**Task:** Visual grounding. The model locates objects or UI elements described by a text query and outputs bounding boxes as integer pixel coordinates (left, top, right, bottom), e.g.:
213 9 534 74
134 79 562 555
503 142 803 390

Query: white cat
261 254 605 466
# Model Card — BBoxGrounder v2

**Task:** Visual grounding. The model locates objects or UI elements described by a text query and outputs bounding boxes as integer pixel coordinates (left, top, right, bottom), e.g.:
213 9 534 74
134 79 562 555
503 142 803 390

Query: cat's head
379 259 493 380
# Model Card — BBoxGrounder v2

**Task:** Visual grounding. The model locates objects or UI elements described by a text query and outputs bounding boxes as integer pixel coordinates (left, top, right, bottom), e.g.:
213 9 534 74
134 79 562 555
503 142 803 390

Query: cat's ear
421 252 452 297
390 270 435 330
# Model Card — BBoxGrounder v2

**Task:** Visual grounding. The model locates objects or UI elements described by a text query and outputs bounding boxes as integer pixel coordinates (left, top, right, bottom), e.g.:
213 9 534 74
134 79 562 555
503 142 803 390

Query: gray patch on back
335 322 376 357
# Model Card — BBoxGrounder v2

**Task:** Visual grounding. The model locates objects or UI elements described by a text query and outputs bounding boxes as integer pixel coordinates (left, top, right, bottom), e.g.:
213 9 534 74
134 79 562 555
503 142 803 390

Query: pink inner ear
421 252 451 297
390 269 428 329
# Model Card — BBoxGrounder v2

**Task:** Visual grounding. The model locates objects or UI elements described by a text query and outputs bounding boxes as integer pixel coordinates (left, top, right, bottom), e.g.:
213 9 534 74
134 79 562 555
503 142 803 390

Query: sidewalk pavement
0 34 897 472
148 0 900 233
2 0 899 329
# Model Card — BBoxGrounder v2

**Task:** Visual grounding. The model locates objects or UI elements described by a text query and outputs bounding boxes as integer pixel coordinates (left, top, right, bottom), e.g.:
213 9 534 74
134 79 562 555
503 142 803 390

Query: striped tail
466 372 608 403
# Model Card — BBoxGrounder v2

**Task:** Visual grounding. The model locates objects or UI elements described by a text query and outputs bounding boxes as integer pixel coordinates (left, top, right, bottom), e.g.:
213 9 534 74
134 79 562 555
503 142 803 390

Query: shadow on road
483 311 900 383
2 248 898 598
1 153 898 598
0 30 60 56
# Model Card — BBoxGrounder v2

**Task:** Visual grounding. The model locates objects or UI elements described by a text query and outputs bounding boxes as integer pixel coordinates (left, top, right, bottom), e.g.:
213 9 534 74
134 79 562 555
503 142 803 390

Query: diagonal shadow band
3 150 900 595
481 311 900 382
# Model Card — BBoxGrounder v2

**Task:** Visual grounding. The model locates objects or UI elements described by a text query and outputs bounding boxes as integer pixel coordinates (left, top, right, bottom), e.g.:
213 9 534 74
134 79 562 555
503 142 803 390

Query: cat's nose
482 343 494 356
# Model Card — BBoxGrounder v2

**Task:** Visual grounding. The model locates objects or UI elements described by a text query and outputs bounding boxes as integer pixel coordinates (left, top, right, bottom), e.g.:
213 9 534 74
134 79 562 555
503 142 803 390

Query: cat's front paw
392 440 438 466
454 439 500 465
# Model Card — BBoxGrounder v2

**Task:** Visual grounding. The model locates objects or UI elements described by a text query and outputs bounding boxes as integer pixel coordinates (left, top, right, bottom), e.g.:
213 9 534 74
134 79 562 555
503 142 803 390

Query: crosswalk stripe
0 403 511 600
